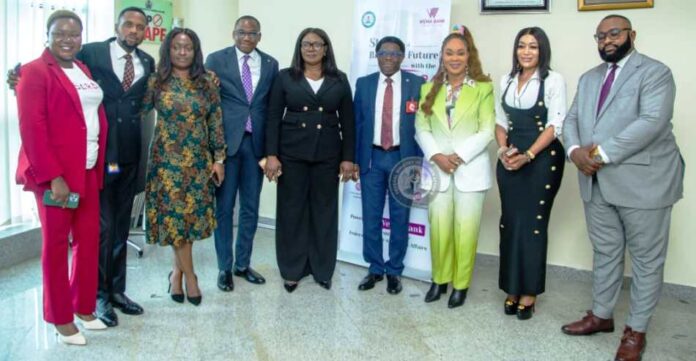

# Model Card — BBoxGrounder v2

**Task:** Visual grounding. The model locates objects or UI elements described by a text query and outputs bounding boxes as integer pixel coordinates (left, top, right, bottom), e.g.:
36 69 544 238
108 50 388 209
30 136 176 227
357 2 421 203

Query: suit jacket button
317 124 322 129
301 122 306 128
318 106 323 112
117 118 122 123
303 106 308 111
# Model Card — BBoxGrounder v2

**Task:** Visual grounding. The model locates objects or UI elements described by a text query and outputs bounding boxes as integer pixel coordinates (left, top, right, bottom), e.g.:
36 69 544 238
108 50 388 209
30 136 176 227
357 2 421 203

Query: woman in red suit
15 10 108 345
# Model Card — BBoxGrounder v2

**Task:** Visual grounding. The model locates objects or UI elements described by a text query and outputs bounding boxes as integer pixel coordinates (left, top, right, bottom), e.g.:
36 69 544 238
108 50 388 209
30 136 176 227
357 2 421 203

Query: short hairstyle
234 15 261 30
509 27 552 80
289 28 340 80
46 9 83 32
118 6 147 23
375 36 405 53
601 14 632 28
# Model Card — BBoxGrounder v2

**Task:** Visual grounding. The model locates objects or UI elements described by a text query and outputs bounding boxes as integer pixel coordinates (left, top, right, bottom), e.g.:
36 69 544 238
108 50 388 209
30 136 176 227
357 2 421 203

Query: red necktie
597 64 618 115
122 53 134 91
381 78 393 150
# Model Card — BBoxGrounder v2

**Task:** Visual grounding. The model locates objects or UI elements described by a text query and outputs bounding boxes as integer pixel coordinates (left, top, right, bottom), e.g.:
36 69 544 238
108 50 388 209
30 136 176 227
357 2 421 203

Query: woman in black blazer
265 28 354 292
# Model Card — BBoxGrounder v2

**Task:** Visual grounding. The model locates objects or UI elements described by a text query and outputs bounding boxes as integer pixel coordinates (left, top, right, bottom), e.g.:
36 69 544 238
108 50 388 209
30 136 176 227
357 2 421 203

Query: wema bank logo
420 7 445 24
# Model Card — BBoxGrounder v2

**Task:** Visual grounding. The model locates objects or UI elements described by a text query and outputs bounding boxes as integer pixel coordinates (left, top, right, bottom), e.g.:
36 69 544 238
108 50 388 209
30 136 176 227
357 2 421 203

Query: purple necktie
597 64 618 116
242 54 253 133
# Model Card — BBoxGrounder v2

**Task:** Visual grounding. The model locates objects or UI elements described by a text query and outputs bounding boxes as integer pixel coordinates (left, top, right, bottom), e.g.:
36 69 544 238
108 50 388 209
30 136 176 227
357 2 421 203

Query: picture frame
578 0 654 11
480 0 549 13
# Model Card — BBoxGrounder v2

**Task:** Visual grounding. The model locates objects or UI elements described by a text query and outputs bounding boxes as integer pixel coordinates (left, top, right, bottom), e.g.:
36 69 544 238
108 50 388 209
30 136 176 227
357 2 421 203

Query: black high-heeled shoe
168 271 184 303
448 288 468 308
185 274 202 306
504 298 519 315
284 281 298 293
516 303 535 320
424 282 448 303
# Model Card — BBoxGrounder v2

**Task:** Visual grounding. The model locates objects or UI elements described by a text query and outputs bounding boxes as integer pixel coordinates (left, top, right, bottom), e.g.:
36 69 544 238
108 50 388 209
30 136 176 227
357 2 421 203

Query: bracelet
496 147 508 158
525 150 535 162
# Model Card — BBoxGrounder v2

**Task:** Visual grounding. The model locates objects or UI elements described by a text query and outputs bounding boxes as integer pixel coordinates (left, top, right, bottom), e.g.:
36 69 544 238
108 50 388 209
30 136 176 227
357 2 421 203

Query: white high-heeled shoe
75 316 107 330
57 330 87 346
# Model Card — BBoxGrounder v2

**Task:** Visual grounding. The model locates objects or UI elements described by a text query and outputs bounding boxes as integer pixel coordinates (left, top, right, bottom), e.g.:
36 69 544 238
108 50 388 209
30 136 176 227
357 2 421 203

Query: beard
599 36 632 63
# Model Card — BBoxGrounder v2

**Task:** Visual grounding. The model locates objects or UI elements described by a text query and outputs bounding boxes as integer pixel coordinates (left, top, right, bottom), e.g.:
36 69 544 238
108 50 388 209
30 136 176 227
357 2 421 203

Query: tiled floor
0 228 694 360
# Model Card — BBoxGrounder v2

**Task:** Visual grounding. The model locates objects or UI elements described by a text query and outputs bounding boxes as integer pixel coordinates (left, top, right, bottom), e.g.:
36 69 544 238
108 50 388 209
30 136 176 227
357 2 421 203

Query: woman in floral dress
142 28 226 306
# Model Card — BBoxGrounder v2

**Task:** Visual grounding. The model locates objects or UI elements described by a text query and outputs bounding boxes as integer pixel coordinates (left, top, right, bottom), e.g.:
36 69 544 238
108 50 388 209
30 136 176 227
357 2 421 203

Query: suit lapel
431 86 449 132
596 52 642 120
226 47 247 102
252 54 270 101
451 84 476 129
315 76 338 99
100 40 123 90
48 62 85 122
366 74 379 142
589 66 605 124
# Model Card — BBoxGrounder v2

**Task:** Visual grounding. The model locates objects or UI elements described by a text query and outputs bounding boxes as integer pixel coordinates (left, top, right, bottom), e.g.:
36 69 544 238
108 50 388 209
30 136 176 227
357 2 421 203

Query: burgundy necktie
122 53 134 91
597 64 618 115
381 78 393 150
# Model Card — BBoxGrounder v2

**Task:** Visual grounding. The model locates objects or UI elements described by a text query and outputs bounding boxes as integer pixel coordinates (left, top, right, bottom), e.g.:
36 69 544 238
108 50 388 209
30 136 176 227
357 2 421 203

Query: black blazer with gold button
266 68 355 162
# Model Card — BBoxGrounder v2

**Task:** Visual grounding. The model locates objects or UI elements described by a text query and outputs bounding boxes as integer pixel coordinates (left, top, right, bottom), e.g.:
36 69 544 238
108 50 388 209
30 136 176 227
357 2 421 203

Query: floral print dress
141 73 226 247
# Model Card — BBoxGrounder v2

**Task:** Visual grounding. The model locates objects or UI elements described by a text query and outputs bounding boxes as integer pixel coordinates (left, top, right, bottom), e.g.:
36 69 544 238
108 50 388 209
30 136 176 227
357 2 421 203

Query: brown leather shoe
615 326 646 361
561 310 615 335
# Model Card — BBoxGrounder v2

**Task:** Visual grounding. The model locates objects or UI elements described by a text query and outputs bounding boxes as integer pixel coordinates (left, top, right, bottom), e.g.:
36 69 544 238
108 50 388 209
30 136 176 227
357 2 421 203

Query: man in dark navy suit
353 36 424 294
205 16 279 291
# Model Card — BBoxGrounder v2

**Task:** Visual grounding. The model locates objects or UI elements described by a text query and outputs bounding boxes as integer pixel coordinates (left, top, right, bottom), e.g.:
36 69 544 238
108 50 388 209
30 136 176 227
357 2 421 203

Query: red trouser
34 169 99 325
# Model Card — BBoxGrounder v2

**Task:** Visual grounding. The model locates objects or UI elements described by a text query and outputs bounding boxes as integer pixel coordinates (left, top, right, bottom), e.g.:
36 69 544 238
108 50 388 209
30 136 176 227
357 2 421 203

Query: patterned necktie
122 53 134 91
242 54 253 133
597 63 618 115
381 77 394 150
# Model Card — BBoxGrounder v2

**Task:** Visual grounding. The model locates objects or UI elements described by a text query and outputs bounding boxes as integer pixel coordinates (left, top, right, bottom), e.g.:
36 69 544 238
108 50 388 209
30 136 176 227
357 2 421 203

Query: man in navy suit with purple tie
353 36 425 294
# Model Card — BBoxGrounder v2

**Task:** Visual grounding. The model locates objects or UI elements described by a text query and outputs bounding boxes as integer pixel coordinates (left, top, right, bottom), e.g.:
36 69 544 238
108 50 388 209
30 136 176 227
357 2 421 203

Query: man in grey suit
561 15 684 361
205 15 279 291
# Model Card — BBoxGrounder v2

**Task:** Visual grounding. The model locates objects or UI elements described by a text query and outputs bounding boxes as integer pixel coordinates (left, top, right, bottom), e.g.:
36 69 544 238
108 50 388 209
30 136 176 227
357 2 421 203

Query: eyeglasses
376 50 404 58
234 30 260 40
301 41 325 50
50 32 81 41
594 28 631 42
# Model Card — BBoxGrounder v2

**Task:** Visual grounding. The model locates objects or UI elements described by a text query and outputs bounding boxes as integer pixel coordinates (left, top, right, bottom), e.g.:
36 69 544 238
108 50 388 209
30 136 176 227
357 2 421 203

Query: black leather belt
373 145 400 152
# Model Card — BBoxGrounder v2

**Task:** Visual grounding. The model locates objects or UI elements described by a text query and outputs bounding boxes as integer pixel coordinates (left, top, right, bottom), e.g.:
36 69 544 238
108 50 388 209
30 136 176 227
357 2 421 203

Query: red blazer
15 48 108 196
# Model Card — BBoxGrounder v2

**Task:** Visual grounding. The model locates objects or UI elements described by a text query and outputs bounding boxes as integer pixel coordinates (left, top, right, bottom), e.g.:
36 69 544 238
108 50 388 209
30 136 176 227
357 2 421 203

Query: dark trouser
214 134 263 272
276 155 339 282
360 148 410 276
98 162 138 301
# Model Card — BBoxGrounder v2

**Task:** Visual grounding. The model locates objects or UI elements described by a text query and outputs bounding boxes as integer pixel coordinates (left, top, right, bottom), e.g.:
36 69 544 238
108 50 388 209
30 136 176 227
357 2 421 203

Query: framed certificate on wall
578 0 653 11
481 0 550 12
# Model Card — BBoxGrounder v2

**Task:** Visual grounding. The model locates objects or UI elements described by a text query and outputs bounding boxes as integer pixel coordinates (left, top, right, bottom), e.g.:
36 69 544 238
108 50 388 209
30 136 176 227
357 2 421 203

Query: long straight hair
289 27 340 80
420 28 491 115
509 27 552 80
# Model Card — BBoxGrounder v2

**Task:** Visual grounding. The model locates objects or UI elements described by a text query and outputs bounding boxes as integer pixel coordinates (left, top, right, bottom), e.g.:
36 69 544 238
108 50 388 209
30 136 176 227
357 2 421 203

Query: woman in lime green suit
415 29 495 309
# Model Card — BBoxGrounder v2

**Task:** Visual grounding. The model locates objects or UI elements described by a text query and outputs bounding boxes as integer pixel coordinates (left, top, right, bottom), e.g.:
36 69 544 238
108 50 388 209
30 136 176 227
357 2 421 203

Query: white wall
182 0 695 287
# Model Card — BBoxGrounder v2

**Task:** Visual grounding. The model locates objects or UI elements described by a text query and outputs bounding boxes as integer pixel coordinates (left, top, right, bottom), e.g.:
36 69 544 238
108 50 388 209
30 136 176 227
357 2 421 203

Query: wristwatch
590 147 604 164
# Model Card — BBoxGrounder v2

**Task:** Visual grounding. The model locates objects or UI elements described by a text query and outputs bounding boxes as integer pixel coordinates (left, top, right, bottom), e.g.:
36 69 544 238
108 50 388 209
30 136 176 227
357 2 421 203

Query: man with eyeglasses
353 36 424 294
205 15 279 292
562 14 684 361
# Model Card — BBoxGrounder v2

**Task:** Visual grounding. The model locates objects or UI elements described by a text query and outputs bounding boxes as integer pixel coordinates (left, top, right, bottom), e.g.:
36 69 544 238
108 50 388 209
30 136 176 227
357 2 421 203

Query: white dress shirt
566 51 634 162
495 69 567 138
61 66 103 169
373 70 402 146
236 47 261 93
110 40 144 84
